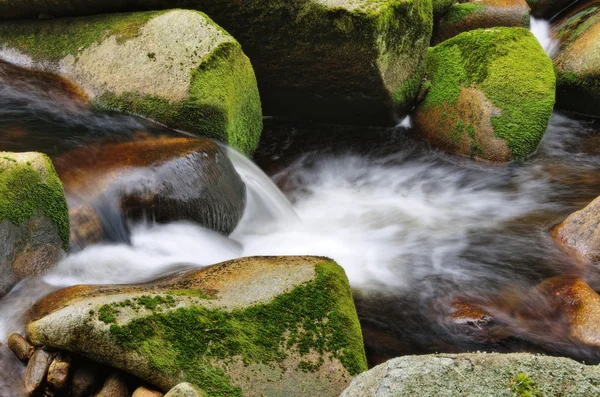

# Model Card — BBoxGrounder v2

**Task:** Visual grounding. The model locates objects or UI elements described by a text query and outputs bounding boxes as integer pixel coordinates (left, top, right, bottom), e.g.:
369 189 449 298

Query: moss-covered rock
26 256 367 396
413 27 556 162
433 0 458 21
0 1 432 126
0 10 262 155
434 0 530 44
0 152 69 297
341 353 600 396
551 1 600 117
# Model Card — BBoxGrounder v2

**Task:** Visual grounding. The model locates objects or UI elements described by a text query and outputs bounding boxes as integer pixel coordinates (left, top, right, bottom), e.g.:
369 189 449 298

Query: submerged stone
26 256 367 396
413 27 555 162
0 152 69 297
552 1 600 117
0 0 432 125
0 10 262 155
341 352 600 396
434 0 530 44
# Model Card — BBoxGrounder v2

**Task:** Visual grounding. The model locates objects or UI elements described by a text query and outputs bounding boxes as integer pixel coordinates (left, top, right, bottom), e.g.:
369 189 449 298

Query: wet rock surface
554 195 600 266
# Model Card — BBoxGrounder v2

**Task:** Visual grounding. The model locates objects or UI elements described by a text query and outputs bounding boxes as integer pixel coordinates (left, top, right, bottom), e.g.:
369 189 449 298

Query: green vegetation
0 154 69 251
510 373 543 397
443 3 486 24
106 261 367 396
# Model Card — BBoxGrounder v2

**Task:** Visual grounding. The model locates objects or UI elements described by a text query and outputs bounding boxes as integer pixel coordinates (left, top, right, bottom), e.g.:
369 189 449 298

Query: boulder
164 383 206 397
434 0 530 44
553 196 600 265
341 353 600 396
0 152 69 297
0 1 433 126
26 256 367 396
0 10 262 155
413 27 555 162
54 136 246 240
552 1 600 117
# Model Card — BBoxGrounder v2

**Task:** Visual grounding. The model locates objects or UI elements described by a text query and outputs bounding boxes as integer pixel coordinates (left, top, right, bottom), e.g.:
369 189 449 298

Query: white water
530 17 559 57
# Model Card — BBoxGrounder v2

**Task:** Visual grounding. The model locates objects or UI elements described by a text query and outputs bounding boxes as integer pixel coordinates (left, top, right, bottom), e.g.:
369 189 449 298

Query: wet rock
70 360 106 397
26 257 366 396
0 10 262 155
132 385 164 397
552 2 600 117
93 373 128 397
7 333 34 362
447 298 511 343
24 349 53 395
434 0 530 44
164 383 205 397
413 27 555 162
553 196 600 265
47 354 70 391
341 353 600 396
0 152 69 297
55 136 246 238
527 0 575 18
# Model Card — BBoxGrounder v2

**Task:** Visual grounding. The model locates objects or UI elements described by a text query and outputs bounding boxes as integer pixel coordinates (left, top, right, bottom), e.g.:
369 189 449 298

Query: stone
447 298 511 343
7 333 34 362
93 373 128 397
47 354 71 391
341 353 600 396
552 1 600 117
553 195 600 265
434 0 530 44
413 27 555 162
164 383 206 397
0 10 262 155
132 385 164 397
54 136 246 238
527 0 575 18
0 1 433 126
26 256 367 396
70 360 106 397
24 349 53 395
0 152 69 297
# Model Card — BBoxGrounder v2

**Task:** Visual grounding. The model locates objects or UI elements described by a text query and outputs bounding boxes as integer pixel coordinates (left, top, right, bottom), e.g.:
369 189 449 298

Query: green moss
433 0 457 19
0 154 69 251
107 261 367 396
98 305 118 324
510 373 543 397
422 27 555 160
443 3 486 24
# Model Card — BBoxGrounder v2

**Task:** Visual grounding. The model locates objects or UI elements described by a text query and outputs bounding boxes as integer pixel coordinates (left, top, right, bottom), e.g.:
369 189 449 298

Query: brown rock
527 0 575 19
448 298 512 343
553 196 600 266
70 360 105 397
93 373 128 397
7 333 34 362
69 205 104 251
24 349 53 395
132 386 164 397
47 354 70 391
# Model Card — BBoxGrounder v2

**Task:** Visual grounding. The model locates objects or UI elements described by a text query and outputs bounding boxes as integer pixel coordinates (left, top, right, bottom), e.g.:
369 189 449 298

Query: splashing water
530 17 559 57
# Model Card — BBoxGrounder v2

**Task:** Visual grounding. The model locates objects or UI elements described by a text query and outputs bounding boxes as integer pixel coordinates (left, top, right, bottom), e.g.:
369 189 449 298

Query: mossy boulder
434 0 458 21
0 10 262 155
434 0 530 44
552 1 600 117
0 152 69 297
0 1 432 126
341 353 600 396
26 256 367 396
413 27 556 162
53 136 245 246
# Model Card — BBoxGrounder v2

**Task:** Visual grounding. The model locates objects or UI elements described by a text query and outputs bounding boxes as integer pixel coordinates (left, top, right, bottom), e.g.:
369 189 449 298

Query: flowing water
1 29 600 396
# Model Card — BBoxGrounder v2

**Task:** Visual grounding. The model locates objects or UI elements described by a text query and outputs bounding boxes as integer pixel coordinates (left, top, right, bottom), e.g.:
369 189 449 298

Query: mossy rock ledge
552 1 600 117
0 152 69 297
0 0 433 126
341 352 600 396
413 27 556 162
0 10 262 156
26 256 368 397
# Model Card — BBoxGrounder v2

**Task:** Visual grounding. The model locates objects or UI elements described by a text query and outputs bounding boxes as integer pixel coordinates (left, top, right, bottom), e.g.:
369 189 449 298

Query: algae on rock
414 27 556 162
0 10 262 155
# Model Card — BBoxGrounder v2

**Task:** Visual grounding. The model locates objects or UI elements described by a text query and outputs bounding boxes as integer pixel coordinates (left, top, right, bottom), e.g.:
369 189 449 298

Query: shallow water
1 59 600 396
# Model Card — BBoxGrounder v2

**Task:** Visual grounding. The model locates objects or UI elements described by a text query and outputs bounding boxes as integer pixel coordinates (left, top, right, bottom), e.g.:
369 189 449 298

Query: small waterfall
530 17 559 57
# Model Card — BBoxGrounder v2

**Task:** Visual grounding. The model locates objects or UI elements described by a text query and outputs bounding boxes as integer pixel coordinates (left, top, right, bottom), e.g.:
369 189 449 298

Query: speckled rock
0 10 262 155
552 1 600 117
341 353 600 396
26 256 367 396
164 383 206 397
0 152 69 297
413 27 555 162
7 333 34 362
434 0 530 44
553 195 600 265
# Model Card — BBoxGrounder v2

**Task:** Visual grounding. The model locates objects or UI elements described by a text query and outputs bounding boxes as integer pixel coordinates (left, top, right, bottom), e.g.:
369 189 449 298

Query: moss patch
443 3 486 24
510 373 544 397
106 261 367 396
0 153 69 251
